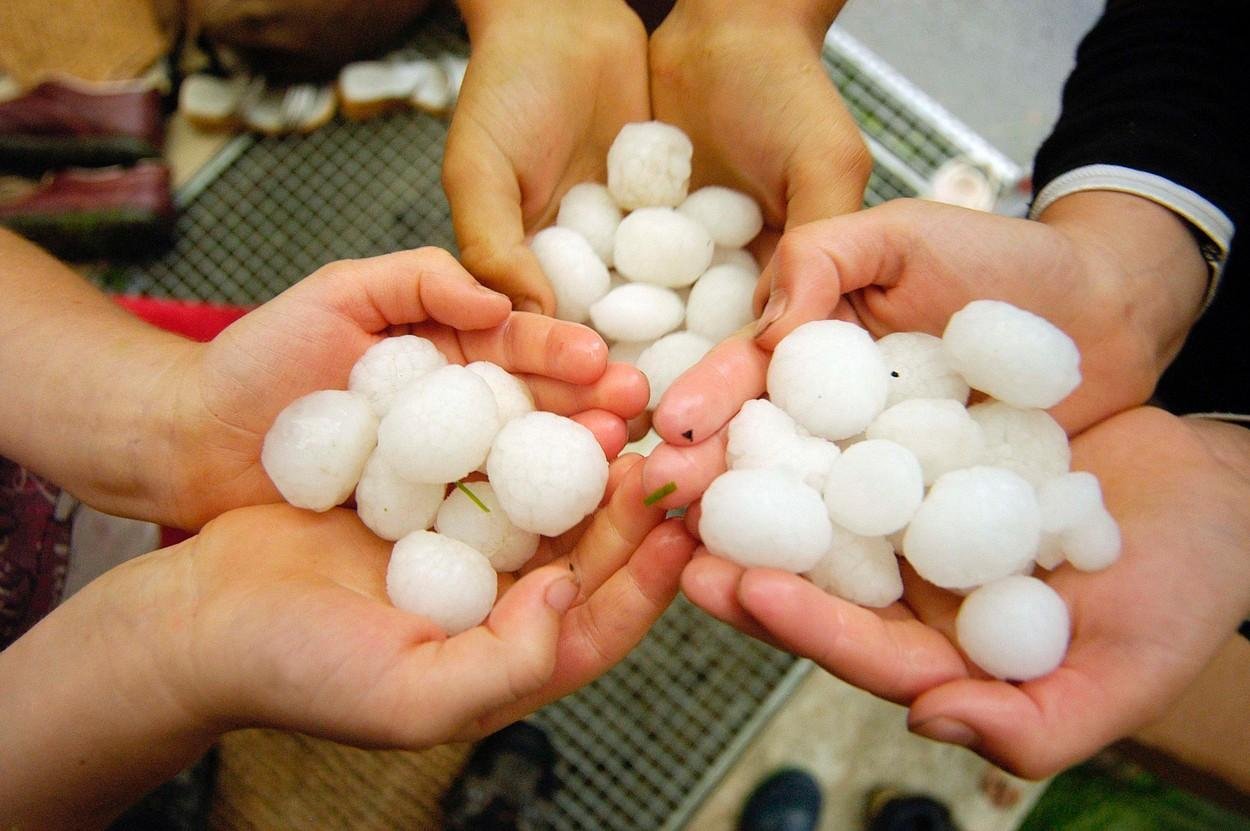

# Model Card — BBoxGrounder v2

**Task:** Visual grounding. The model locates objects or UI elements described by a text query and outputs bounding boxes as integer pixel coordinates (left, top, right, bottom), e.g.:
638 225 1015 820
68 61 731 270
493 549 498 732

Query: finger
651 333 769 447
524 362 650 420
458 313 608 385
736 569 968 705
680 553 781 648
443 123 557 314
568 409 629 459
640 426 729 511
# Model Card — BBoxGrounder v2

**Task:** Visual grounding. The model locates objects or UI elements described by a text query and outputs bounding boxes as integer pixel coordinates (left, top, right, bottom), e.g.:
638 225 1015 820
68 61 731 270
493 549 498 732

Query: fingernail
545 575 580 613
911 716 978 748
516 298 543 314
754 290 787 337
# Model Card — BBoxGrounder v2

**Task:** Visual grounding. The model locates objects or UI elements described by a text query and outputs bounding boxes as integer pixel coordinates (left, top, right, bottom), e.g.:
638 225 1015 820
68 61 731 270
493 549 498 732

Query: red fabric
111 295 252 342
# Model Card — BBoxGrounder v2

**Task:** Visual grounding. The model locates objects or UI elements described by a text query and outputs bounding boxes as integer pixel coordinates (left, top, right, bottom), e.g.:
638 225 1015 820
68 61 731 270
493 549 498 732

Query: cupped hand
443 0 650 311
681 407 1250 778
165 247 648 528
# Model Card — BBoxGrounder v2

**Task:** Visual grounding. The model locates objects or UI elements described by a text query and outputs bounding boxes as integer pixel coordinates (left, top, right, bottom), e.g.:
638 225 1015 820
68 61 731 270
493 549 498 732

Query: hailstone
956 575 1070 680
614 207 714 289
677 186 764 248
699 468 833 572
875 331 969 408
606 121 693 209
710 246 761 277
386 530 498 636
969 401 1071 488
355 450 446 541
726 399 840 490
866 398 985 485
261 390 377 512
435 481 540 572
589 283 685 343
636 331 714 410
805 524 903 608
530 226 611 322
823 439 924 536
1036 472 1121 572
465 361 535 426
348 335 447 416
685 265 757 342
556 182 622 266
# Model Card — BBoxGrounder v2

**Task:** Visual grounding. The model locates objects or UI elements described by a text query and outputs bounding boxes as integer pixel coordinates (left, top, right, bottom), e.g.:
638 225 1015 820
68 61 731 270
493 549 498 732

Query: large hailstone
376 365 500 484
685 265 757 342
902 466 1041 590
710 246 760 277
530 226 611 322
606 120 693 210
969 401 1071 488
956 575 1070 681
943 299 1081 409
805 523 904 608
261 390 377 512
465 361 535 425
348 335 447 416
726 399 840 491
556 182 622 266
435 481 539 572
636 331 714 410
1035 472 1121 571
386 530 498 636
589 283 685 343
677 186 764 248
823 439 924 537
699 468 833 572
866 398 985 485
486 412 609 536
767 320 889 440
613 207 714 289
875 331 969 408
355 450 446 541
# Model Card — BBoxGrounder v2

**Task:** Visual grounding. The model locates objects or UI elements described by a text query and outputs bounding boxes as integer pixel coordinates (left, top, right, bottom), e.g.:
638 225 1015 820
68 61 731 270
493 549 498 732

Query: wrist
667 0 846 43
459 0 641 41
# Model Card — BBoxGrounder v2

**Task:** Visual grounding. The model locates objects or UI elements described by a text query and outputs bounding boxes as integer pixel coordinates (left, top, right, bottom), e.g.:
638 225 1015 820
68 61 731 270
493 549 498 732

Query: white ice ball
262 390 377 512
355 450 446 541
557 182 622 266
866 398 985 485
376 365 500 484
875 331 969 408
636 331 714 410
606 120 693 210
767 320 889 440
805 524 903 608
677 186 764 248
823 439 924 537
969 401 1071 488
726 399 840 491
1037 472 1120 572
348 335 447 417
486 412 609 536
435 481 540 572
589 283 685 343
685 265 757 342
613 207 714 289
710 246 761 277
465 361 535 426
386 530 498 636
699 469 833 572
956 575 1070 681
942 299 1081 409
902 466 1041 590
530 226 611 322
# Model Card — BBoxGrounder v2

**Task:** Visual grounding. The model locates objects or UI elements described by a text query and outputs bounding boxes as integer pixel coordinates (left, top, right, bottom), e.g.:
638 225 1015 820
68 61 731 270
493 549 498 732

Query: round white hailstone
486 412 609 536
589 283 685 342
685 265 757 342
1037 472 1120 571
902 466 1041 590
1062 510 1121 572
435 482 540 572
556 182 622 266
613 207 714 289
942 299 1082 409
805 524 903 608
823 439 924 537
726 398 801 453
262 390 377 512
355 451 446 541
726 400 841 490
386 530 498 636
699 469 832 572
529 226 611 323
636 331 714 410
767 320 890 441
866 398 985 485
710 246 761 277
969 401 1071 488
876 331 970 408
348 335 448 416
956 575 1070 681
606 120 693 210
677 186 764 248
465 361 534 425
377 365 500 484
608 339 650 366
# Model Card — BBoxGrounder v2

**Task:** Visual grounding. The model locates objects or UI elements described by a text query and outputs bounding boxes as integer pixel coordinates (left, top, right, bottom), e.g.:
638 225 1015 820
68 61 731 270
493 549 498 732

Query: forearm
457 0 640 39
0 230 197 520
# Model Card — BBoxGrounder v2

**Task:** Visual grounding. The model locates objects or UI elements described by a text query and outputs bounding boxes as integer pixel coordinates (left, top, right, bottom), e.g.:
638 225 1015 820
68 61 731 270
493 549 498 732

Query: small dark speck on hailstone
890 371 900 377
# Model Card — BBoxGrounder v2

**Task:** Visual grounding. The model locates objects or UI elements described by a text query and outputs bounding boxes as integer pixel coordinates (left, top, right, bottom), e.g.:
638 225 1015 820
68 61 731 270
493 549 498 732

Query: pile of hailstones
532 120 764 409
698 299 1122 682
261 337 609 635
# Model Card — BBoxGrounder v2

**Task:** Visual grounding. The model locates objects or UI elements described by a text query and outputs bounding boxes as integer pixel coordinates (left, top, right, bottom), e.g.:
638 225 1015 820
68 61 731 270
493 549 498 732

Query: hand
680 407 1250 778
163 247 649 529
0 454 695 828
642 193 1209 508
444 0 650 311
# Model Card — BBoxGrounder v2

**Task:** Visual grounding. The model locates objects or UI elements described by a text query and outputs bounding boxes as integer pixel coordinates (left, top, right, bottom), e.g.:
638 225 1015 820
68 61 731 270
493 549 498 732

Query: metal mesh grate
106 12 1014 829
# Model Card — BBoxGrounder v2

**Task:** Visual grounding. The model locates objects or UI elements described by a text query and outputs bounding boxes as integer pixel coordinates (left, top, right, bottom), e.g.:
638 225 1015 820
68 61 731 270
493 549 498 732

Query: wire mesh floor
106 10 1018 829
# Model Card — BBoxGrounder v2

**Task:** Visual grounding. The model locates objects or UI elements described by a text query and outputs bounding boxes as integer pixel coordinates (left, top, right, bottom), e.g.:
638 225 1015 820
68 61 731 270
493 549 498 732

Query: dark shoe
738 768 823 831
0 160 175 261
107 747 219 831
442 721 559 831
864 787 957 831
0 78 164 174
